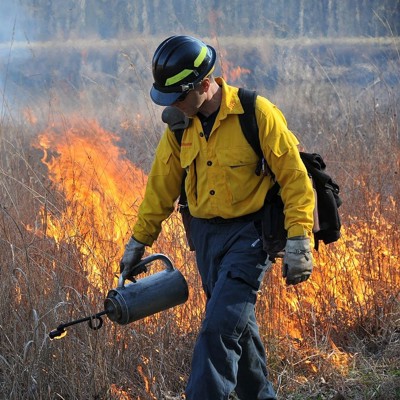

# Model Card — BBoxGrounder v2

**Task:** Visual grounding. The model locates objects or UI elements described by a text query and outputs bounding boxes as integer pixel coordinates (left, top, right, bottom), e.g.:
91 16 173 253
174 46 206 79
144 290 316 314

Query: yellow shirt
133 78 314 245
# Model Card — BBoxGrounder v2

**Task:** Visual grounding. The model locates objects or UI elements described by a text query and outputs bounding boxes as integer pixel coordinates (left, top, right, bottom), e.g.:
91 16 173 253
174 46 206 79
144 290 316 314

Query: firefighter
120 35 314 400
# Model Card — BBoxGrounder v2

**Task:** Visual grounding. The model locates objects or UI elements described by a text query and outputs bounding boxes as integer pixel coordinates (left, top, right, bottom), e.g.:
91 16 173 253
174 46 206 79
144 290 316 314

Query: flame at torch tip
49 329 68 340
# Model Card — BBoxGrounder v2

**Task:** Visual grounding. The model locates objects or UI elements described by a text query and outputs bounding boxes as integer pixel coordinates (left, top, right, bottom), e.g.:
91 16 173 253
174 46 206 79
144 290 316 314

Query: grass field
0 36 399 399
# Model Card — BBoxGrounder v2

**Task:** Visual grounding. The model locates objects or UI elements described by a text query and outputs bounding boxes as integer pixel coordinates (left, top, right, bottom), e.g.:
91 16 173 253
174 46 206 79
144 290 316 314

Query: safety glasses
175 88 193 103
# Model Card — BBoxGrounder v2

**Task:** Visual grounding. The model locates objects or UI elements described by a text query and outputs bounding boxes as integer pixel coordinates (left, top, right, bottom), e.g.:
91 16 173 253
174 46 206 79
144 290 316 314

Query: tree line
15 0 400 42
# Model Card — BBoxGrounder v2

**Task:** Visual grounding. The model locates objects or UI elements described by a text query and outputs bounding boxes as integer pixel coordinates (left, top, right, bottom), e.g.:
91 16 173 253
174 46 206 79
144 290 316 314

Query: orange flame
137 364 156 399
225 65 251 82
23 108 38 125
32 116 399 382
34 117 147 289
110 383 133 400
218 47 250 83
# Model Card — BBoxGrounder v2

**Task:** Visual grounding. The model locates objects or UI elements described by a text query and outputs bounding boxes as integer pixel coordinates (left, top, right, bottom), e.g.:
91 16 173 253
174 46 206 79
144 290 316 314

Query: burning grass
1 78 399 400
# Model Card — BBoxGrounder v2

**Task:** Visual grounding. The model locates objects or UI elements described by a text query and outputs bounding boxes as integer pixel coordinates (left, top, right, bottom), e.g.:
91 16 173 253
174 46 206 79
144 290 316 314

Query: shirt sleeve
133 128 185 245
256 97 315 239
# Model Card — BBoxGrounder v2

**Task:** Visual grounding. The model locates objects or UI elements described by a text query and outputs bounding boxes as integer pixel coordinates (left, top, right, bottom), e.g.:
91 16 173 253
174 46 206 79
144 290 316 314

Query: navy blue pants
185 218 277 400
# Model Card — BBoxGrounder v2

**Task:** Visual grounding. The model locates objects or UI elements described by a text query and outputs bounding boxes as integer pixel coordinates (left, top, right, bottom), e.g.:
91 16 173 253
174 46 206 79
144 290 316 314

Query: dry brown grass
0 41 399 399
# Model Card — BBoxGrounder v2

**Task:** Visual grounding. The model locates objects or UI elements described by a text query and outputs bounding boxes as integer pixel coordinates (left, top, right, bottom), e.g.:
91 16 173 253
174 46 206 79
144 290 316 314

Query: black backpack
162 89 342 255
238 88 342 254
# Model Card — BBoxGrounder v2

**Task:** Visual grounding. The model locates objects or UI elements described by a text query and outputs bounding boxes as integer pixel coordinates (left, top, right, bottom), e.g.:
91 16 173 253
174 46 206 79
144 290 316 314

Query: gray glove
120 237 146 280
282 237 313 285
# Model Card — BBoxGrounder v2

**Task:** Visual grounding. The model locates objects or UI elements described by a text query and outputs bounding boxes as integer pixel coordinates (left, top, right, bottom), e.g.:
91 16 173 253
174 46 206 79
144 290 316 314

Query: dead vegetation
0 38 399 400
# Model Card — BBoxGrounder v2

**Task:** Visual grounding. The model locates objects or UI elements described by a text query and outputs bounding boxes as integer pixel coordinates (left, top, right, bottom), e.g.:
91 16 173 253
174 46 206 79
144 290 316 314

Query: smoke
0 2 399 127
0 1 33 118
0 2 21 87
0 2 28 44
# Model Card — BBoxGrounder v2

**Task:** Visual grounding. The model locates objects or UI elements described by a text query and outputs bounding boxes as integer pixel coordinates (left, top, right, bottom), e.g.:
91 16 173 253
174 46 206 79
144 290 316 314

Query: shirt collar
215 77 244 120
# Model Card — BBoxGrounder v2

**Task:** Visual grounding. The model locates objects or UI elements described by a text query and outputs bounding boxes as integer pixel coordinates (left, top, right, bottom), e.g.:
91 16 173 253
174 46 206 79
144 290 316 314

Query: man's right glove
282 236 313 285
120 237 146 281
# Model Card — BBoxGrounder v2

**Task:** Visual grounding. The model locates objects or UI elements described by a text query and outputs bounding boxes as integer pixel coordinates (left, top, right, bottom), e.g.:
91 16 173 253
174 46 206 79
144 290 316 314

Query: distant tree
15 0 400 41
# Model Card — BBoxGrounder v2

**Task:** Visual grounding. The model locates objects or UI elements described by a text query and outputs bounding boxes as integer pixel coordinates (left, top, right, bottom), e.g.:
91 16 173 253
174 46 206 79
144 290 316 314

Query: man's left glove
282 237 313 285
120 237 146 280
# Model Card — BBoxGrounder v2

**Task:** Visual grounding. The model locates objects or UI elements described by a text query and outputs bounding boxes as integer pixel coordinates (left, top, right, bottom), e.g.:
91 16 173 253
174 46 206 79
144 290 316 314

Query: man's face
172 81 207 117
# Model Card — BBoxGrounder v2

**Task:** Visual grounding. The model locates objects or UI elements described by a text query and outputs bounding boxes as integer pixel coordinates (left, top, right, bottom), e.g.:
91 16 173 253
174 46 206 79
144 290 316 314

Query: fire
137 363 156 400
273 193 398 346
23 107 38 125
110 384 133 400
217 47 251 83
34 117 147 289
225 65 251 82
32 115 399 391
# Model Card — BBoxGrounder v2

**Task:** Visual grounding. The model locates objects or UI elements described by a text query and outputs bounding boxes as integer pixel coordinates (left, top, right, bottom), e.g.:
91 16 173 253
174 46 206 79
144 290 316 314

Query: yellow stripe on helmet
165 46 208 86
194 46 207 67
165 69 194 86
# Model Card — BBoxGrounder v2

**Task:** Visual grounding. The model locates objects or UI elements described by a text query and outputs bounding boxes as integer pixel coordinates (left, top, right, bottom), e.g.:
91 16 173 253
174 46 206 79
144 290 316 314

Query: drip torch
49 253 189 339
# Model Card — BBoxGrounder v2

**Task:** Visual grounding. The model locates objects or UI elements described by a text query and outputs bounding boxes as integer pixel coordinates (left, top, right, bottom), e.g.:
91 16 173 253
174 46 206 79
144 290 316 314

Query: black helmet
150 35 216 106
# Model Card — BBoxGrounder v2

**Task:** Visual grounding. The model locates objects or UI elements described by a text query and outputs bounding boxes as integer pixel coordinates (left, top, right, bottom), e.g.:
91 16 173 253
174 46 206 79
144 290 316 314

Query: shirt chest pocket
149 147 172 176
217 146 260 204
217 146 258 167
180 145 199 170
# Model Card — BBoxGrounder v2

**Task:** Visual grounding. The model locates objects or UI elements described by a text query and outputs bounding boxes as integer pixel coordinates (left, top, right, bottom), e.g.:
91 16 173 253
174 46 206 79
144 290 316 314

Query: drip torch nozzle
49 310 107 340
49 327 67 340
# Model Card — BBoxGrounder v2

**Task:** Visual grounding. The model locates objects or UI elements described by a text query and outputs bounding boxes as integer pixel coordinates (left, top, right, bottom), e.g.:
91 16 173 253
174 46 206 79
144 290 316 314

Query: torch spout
49 310 108 339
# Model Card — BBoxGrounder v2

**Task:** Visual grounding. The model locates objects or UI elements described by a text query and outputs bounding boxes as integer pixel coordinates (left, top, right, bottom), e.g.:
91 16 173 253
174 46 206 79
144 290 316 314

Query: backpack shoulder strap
174 128 185 146
171 127 187 206
237 88 263 159
238 88 274 178
161 106 190 146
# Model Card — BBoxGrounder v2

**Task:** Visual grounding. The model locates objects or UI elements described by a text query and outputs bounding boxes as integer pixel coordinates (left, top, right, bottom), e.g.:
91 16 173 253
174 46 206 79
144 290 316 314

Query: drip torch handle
118 253 174 288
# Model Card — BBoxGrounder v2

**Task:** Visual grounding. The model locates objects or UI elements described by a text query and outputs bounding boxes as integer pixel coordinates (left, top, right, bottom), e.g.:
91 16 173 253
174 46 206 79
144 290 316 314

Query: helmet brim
150 87 183 106
150 44 216 106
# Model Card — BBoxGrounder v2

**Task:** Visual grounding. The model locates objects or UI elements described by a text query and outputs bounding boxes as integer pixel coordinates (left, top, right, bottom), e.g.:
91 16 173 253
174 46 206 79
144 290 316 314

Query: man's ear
200 78 211 92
